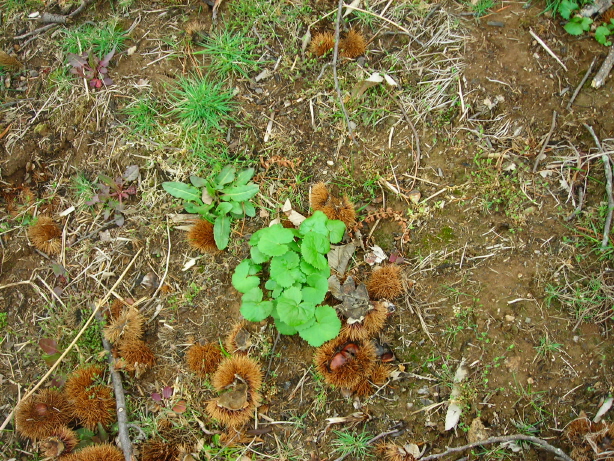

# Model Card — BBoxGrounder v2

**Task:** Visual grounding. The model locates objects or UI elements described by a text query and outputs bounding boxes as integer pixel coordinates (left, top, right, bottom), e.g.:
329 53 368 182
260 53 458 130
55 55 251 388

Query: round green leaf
240 288 273 322
298 305 341 347
232 260 260 293
326 219 346 243
257 224 295 256
299 210 329 236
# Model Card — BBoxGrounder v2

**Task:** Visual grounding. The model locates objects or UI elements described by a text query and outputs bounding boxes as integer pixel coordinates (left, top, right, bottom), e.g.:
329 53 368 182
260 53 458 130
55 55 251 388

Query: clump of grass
169 75 235 132
61 20 127 56
331 429 374 459
195 30 261 78
122 98 160 135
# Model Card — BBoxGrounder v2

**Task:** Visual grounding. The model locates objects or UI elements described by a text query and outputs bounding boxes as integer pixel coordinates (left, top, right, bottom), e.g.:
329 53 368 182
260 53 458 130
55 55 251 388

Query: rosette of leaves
162 165 259 250
231 211 344 347
67 48 115 89
86 165 139 226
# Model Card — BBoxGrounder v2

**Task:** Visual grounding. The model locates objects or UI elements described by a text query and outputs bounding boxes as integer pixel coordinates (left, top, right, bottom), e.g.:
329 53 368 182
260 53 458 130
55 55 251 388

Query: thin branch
420 434 573 461
584 124 614 249
592 44 614 89
532 110 557 173
567 57 597 110
14 0 95 41
0 248 142 432
332 0 356 144
96 309 133 461
529 29 568 71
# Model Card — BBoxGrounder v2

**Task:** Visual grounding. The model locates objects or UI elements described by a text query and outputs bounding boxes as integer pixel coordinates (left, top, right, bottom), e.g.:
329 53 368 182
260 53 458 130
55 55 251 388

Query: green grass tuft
61 20 128 56
123 98 160 135
169 75 236 132
195 30 261 78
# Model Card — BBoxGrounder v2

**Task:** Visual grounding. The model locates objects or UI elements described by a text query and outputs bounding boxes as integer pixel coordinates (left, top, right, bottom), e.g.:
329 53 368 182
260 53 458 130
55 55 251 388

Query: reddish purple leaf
162 386 174 399
151 392 162 402
172 400 187 413
39 338 59 355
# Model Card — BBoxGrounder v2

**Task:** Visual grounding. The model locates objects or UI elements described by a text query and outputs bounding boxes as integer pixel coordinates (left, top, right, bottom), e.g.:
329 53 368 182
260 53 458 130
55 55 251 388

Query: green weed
331 429 374 459
61 20 128 56
71 173 95 203
169 75 235 132
195 30 261 78
123 97 160 135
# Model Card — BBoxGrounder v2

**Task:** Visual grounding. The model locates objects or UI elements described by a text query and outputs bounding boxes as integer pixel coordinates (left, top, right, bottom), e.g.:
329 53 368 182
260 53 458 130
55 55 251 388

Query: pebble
29 70 39 78
505 315 515 322
525 317 531 323
326 160 334 166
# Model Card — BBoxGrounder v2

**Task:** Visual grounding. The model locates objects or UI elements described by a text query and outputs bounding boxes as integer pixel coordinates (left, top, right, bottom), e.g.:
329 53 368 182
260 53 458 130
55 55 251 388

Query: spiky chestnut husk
310 183 355 228
39 426 78 457
186 343 223 377
340 29 366 59
205 355 263 428
64 365 116 430
367 265 404 300
205 390 261 428
224 321 252 355
314 337 376 389
118 339 156 373
60 443 124 461
350 363 392 396
15 389 72 440
310 182 330 210
376 442 418 461
104 307 144 344
212 355 263 392
603 7 614 24
140 438 180 461
310 32 335 57
187 219 217 253
339 302 388 342
28 216 61 255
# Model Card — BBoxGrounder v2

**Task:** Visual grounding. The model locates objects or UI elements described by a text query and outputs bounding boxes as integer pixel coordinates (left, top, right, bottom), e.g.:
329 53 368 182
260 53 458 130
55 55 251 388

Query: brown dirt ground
1 0 614 460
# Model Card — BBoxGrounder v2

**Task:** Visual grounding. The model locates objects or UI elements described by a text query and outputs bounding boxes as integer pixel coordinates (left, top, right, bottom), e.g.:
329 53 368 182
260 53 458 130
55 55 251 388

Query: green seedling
162 164 259 250
331 429 374 459
231 211 344 347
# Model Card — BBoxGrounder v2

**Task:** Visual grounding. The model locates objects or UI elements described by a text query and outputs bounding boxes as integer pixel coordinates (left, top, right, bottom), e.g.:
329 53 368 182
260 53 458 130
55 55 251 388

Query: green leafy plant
556 0 614 45
595 19 614 46
162 165 259 250
61 21 127 56
331 429 374 459
231 211 344 347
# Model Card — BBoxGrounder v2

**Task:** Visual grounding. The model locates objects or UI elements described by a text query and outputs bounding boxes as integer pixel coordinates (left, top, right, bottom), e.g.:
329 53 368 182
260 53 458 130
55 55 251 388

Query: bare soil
1 0 614 460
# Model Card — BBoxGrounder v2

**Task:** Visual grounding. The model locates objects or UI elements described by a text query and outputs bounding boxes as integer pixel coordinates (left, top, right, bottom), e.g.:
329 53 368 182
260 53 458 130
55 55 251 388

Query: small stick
332 0 356 144
95 309 133 461
529 29 568 72
532 110 557 173
567 57 597 110
420 434 573 461
592 45 614 89
584 124 614 249
0 248 142 432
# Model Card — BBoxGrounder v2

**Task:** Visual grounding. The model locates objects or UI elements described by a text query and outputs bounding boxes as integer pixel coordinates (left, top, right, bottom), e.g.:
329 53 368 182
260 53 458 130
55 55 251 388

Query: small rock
505 315 515 322
326 160 334 166
29 70 39 78
525 317 531 323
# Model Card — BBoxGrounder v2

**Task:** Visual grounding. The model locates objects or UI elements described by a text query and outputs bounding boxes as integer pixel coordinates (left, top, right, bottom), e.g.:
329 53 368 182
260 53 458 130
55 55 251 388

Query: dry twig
584 124 614 249
592 45 614 89
567 57 597 110
420 434 573 461
532 110 557 173
95 309 133 461
529 29 568 71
